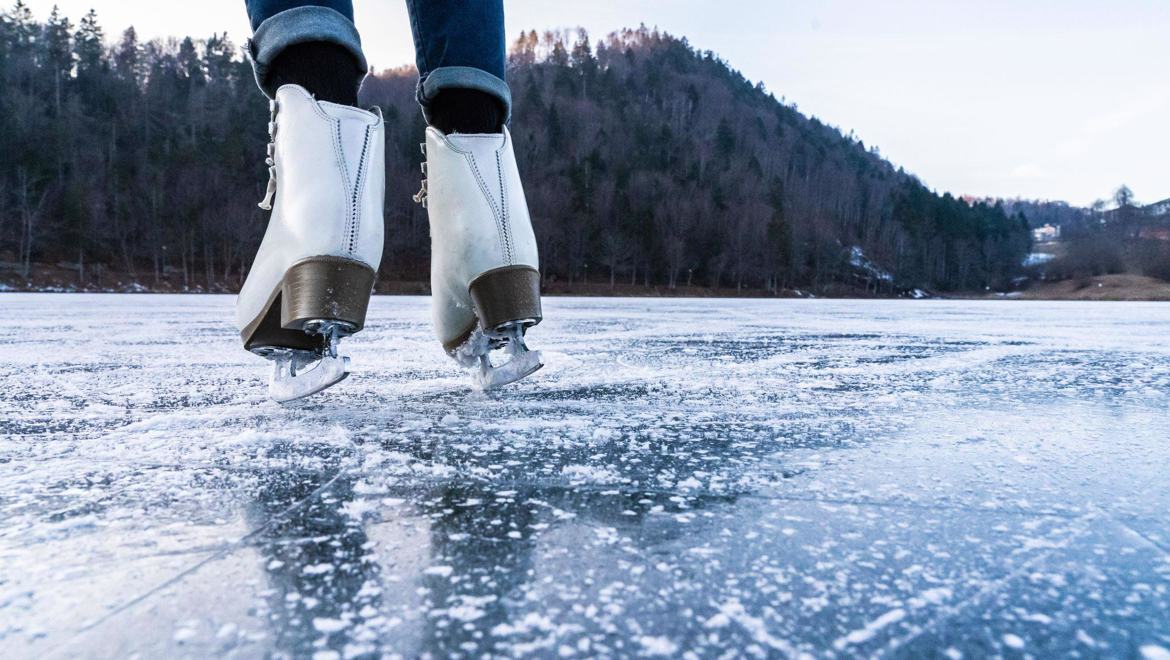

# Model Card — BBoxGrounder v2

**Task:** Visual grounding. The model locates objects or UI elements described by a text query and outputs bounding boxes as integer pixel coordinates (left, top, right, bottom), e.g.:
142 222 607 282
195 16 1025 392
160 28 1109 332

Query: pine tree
204 32 235 83
114 25 140 85
715 118 736 160
43 5 73 114
73 8 102 77
8 1 36 52
176 37 202 83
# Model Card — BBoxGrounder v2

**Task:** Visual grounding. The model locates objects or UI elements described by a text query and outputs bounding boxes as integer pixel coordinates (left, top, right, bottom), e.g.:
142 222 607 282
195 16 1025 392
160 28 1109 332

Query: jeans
244 0 510 121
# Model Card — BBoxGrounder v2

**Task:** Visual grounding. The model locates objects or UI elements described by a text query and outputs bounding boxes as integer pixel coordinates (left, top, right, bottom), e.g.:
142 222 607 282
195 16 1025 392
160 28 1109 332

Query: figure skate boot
414 126 543 389
237 84 384 402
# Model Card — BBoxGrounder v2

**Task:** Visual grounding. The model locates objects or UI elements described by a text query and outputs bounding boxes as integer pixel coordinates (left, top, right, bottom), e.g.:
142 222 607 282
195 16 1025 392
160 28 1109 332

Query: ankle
429 89 504 134
268 42 361 106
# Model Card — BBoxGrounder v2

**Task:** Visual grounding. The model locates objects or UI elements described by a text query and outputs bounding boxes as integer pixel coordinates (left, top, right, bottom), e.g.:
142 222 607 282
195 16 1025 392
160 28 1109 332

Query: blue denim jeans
245 0 509 121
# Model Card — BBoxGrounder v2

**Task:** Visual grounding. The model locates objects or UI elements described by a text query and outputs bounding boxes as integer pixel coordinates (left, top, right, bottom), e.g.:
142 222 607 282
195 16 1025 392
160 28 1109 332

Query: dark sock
429 88 504 134
268 41 361 106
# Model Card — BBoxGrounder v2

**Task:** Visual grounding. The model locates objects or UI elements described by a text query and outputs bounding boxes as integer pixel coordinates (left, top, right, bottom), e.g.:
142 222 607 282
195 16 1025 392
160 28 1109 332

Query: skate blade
474 349 544 390
268 351 350 403
453 325 544 390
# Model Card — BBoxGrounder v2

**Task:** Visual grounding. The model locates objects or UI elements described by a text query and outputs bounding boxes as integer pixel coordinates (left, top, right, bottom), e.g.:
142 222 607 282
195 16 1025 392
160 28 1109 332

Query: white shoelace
258 99 278 210
411 141 428 207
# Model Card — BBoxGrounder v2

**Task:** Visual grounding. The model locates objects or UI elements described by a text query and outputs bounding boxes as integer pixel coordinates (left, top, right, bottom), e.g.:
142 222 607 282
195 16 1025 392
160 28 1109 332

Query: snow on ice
1 293 1169 657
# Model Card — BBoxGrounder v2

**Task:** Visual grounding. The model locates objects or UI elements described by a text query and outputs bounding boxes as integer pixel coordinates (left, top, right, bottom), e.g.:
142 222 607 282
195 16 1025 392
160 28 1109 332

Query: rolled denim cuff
247 6 367 98
418 66 512 124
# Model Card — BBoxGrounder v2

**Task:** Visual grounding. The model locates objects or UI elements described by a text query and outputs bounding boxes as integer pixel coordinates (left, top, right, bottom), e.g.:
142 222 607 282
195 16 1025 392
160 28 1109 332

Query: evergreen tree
8 1 36 52
43 6 72 111
715 118 736 161
73 8 102 77
113 25 140 85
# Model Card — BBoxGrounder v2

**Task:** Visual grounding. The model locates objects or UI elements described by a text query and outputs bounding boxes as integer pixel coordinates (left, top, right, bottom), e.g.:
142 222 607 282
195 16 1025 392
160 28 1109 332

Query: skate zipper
346 127 372 254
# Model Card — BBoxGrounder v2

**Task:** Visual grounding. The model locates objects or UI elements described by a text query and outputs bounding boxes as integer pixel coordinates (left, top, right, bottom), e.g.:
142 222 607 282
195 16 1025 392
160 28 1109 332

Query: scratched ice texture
1 294 1169 658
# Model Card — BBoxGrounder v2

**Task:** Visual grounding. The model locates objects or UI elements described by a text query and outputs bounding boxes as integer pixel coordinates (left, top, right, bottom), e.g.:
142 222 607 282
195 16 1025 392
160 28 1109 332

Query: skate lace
411 141 427 207
258 99 278 210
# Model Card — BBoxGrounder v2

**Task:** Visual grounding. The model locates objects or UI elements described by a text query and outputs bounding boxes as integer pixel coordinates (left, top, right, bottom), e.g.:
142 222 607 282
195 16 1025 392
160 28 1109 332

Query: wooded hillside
0 4 1030 293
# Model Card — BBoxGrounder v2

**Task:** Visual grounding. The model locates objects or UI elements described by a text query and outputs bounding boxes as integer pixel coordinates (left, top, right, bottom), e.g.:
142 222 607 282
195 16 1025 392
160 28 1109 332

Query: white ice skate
414 126 543 389
237 84 385 402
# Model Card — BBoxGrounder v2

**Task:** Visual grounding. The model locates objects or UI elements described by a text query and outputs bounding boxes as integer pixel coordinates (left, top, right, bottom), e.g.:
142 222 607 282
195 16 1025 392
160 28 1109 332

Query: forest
0 3 1031 294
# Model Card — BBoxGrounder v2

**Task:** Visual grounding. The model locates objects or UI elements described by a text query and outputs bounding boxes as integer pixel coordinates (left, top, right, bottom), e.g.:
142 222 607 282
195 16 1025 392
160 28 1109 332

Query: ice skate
237 84 385 402
415 126 543 389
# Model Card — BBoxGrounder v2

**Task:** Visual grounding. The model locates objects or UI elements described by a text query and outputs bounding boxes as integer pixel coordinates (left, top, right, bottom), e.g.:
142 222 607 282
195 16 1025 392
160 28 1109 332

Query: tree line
0 4 1031 294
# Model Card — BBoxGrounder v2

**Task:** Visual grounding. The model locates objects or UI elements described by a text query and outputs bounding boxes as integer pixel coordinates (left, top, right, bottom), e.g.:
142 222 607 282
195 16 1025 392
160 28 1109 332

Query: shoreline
3 271 1169 302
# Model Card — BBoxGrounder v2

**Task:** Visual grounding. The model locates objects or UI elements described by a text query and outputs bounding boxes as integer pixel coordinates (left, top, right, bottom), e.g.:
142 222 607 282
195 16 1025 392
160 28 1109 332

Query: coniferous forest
0 3 1031 294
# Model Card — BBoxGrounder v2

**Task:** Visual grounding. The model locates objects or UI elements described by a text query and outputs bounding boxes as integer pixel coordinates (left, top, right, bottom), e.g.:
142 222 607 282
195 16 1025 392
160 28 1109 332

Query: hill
364 27 1030 293
0 8 1029 294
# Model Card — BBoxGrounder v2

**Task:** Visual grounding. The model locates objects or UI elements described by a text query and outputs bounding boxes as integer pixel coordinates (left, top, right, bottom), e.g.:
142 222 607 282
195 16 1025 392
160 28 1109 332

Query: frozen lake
1 294 1169 658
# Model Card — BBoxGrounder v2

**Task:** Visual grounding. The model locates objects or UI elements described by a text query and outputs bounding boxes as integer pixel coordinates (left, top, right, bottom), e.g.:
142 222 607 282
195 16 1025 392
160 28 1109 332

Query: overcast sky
28 0 1170 206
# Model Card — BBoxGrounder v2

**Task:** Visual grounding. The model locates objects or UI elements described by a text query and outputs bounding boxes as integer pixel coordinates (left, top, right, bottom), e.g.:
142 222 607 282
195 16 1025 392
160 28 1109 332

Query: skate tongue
474 349 543 390
268 351 350 403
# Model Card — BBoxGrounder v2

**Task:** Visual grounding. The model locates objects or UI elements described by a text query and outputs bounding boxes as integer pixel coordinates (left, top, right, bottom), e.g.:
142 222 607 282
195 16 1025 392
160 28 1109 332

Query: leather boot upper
236 84 385 331
421 126 539 349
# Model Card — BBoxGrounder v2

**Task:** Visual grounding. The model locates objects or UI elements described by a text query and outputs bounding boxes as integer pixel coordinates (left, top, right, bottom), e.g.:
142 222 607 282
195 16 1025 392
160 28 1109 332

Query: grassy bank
994 274 1170 301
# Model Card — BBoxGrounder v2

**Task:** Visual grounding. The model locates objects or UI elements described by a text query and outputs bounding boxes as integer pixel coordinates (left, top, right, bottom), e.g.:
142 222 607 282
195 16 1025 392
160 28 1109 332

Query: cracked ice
1 294 1169 657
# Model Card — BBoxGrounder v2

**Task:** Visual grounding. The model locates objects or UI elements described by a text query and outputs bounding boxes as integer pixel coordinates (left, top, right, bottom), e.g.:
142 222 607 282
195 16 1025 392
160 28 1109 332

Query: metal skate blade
474 349 543 390
268 352 350 403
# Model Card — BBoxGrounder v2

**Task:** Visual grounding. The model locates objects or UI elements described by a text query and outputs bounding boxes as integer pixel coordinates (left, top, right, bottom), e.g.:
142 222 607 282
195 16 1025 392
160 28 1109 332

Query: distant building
1032 224 1061 243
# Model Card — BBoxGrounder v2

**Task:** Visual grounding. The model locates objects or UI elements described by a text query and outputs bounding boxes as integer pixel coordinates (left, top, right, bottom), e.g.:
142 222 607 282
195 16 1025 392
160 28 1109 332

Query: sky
27 0 1170 207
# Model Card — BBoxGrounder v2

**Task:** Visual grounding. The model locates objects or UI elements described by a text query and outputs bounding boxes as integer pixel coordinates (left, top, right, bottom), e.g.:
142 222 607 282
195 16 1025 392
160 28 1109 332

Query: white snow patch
711 600 800 655
352 480 388 495
638 636 678 656
342 499 379 519
312 617 349 633
920 587 952 605
491 612 555 637
1002 633 1025 649
216 623 237 639
1140 645 1170 660
833 608 906 649
435 595 498 622
849 246 894 281
561 464 620 484
909 586 952 607
704 612 730 628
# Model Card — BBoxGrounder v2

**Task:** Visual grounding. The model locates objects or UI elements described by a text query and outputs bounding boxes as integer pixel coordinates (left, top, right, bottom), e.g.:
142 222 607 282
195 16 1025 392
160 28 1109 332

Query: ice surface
1 294 1169 657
